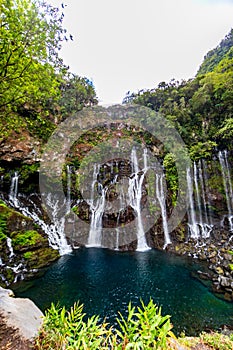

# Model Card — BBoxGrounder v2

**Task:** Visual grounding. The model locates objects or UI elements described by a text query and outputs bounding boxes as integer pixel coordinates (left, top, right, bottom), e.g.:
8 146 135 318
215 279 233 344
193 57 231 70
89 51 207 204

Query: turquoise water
13 248 233 336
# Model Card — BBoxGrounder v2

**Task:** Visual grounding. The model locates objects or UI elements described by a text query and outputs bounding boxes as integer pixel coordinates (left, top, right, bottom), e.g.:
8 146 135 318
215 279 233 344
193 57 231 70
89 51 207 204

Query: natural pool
13 247 233 336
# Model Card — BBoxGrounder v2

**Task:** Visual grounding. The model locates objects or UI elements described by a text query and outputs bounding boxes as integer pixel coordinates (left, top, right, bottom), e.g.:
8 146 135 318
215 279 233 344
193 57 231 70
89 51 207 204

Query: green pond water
13 247 233 336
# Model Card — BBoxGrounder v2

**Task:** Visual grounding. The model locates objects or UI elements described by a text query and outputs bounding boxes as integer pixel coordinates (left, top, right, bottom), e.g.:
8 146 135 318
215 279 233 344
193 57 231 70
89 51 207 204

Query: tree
58 74 98 117
0 0 67 110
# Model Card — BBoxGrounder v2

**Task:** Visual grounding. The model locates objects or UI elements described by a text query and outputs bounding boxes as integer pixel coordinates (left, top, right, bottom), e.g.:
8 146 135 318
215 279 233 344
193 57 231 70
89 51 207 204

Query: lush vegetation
125 29 233 156
36 299 175 349
36 300 233 350
121 29 233 203
0 0 97 143
197 29 233 75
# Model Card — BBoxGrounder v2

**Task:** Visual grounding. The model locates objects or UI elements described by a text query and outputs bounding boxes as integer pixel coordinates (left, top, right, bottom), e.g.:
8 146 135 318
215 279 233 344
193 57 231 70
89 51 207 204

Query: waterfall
186 164 213 239
198 160 213 237
199 161 207 223
186 167 199 239
155 174 171 248
194 162 213 238
5 167 72 255
6 237 14 258
115 228 119 251
128 148 150 251
218 150 233 231
44 193 72 254
194 162 203 225
66 165 71 214
6 187 72 256
199 160 211 225
87 165 106 247
9 172 19 207
143 148 148 169
19 195 72 255
86 149 150 250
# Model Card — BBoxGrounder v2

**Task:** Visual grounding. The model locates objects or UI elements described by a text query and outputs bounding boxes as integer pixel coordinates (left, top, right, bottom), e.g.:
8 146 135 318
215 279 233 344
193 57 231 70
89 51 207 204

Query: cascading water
186 167 199 239
194 162 213 238
87 165 106 247
6 237 14 259
194 162 203 225
6 171 72 255
20 194 72 255
199 159 213 226
128 148 150 251
9 172 19 207
1 233 28 284
66 165 71 214
86 149 150 250
186 162 213 239
155 174 171 248
218 150 233 231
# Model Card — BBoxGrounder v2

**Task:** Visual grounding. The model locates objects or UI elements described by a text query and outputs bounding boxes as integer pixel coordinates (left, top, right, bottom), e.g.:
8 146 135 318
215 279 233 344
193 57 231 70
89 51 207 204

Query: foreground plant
35 299 174 349
35 302 114 349
116 299 174 349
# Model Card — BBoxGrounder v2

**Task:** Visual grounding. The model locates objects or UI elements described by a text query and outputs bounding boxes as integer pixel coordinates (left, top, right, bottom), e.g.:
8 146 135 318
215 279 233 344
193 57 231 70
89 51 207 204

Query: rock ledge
0 287 43 341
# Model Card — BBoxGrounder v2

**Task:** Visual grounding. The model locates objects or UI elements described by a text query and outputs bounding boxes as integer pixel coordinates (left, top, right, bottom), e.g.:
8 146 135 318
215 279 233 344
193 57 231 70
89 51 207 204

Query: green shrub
36 299 174 350
116 299 174 349
36 302 114 350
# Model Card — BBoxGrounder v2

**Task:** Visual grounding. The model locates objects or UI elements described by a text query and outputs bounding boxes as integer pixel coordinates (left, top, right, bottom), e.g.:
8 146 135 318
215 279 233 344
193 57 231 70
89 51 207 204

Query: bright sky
49 0 233 105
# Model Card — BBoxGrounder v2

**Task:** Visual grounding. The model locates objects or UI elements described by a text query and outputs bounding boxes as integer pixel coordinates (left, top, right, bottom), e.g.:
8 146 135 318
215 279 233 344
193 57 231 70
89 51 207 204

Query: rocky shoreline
169 228 233 302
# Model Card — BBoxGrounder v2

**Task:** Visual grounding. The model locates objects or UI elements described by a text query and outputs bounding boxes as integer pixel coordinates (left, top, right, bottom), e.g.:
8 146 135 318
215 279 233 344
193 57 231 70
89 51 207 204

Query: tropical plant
116 299 174 349
35 299 174 349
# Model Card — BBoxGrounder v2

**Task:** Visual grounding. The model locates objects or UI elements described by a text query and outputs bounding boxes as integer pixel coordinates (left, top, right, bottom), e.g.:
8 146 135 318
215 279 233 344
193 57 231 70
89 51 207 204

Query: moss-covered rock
0 202 59 288
25 247 59 270
11 230 46 251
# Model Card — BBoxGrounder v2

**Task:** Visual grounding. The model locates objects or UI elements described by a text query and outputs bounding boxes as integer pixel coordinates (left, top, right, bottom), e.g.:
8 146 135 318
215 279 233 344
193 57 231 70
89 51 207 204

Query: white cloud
49 0 233 104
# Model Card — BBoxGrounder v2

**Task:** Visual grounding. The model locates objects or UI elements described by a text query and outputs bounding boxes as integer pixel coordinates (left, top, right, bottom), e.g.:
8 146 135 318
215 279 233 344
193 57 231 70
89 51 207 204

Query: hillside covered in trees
125 29 233 159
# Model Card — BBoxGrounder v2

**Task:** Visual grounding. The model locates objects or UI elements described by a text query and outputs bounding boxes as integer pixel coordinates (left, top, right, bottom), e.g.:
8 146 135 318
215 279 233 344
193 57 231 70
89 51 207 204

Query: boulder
218 276 231 287
0 287 43 341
